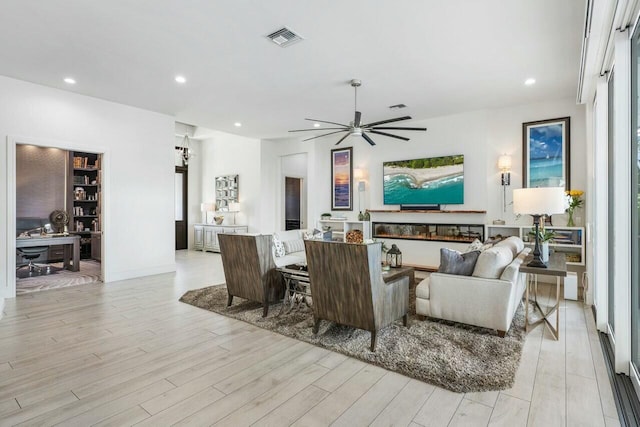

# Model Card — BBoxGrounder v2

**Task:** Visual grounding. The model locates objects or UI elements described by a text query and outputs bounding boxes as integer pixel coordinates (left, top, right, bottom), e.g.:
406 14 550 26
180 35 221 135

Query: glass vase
566 210 575 227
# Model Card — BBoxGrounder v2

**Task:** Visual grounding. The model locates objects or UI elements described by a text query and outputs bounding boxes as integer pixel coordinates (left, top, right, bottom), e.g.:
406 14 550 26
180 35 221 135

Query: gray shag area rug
180 284 526 393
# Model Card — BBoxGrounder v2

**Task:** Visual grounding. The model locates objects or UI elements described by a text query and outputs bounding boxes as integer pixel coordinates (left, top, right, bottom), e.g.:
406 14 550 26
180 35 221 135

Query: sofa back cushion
438 248 481 276
283 239 305 254
494 236 524 259
500 248 531 283
472 245 513 279
275 229 303 242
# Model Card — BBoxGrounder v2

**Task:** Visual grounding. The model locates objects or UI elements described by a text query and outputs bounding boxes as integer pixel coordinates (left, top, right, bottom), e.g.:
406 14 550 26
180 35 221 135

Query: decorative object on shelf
49 210 69 234
522 116 571 190
358 211 364 221
564 189 584 226
498 154 512 217
331 147 353 211
200 202 216 224
346 229 363 243
513 187 565 267
386 244 402 268
213 216 224 225
288 79 426 146
321 213 331 220
363 210 370 221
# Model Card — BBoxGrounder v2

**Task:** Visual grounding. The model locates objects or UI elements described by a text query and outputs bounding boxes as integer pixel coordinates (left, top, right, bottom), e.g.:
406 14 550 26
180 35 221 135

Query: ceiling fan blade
370 126 427 131
334 133 351 146
289 127 348 132
368 130 410 141
302 130 348 142
362 133 376 146
363 116 412 127
354 111 362 127
304 118 350 128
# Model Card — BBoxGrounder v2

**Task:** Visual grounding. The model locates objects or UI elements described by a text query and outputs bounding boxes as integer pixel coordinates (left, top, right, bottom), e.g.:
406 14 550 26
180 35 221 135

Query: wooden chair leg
370 331 377 352
313 318 321 334
402 314 408 327
497 330 506 338
227 294 233 307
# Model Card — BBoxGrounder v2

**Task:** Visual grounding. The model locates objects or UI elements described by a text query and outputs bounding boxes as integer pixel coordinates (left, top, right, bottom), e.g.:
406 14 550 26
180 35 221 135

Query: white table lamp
228 202 241 225
200 202 216 224
513 187 565 267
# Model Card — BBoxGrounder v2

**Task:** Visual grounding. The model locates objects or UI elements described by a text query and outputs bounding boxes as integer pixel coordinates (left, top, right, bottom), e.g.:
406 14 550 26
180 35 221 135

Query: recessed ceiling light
524 78 536 86
175 75 187 84
63 77 76 84
313 123 320 127
234 122 242 127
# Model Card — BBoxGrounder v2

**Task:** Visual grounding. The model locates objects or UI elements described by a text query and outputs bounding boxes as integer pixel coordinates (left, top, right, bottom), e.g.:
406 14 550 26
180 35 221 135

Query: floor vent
266 27 303 47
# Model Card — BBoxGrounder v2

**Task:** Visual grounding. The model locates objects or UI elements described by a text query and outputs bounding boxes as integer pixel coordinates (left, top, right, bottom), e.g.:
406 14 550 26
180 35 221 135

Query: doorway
285 177 302 230
175 166 188 250
281 153 308 231
7 139 105 297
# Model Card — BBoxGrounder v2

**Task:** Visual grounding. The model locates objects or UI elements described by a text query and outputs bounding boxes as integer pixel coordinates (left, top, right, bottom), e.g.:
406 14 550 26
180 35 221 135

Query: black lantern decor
386 244 402 268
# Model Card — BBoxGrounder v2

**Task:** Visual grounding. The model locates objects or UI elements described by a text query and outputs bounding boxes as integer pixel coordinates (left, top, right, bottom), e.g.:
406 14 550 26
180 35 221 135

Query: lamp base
526 257 548 268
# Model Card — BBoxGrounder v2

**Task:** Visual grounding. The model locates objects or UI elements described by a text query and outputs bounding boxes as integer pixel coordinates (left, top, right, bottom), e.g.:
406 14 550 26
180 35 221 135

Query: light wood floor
0 250 620 426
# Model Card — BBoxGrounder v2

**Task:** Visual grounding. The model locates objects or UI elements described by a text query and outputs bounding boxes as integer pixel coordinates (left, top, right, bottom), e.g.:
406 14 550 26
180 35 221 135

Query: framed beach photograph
522 117 570 190
331 147 353 210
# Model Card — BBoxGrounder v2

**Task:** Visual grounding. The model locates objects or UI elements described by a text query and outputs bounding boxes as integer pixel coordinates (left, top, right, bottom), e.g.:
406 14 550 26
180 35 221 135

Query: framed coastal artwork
522 117 570 190
331 147 353 210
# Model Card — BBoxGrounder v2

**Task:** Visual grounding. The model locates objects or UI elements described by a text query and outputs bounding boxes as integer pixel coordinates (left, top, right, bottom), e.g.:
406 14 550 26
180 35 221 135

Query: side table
277 267 312 315
382 266 415 288
520 252 567 340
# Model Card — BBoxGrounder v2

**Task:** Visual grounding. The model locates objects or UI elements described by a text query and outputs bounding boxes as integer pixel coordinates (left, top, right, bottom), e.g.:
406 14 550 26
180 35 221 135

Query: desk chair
16 246 50 274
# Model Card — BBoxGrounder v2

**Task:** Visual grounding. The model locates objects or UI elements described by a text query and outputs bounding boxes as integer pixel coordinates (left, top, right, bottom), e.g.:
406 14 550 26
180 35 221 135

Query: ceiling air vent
266 27 303 47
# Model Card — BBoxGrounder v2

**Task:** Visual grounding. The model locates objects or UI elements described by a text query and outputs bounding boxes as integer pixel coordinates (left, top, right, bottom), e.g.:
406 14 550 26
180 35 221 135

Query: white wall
263 98 587 266
0 75 176 298
198 131 262 235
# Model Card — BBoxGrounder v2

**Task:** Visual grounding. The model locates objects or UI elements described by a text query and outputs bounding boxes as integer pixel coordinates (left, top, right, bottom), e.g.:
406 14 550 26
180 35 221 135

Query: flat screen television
383 154 464 205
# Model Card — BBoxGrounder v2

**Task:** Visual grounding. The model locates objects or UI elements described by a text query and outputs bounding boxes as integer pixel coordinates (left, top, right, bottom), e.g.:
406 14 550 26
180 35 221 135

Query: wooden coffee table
382 266 415 287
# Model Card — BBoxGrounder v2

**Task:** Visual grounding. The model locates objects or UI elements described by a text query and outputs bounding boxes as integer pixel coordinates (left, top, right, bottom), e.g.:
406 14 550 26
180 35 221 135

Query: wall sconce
498 154 512 213
354 168 367 213
200 202 216 224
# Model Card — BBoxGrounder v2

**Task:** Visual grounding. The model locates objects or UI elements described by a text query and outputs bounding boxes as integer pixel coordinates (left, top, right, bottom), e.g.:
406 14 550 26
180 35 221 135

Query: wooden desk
16 235 81 272
520 253 567 340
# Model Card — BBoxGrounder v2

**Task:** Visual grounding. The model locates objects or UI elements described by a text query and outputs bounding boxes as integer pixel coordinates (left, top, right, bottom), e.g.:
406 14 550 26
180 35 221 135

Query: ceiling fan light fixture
350 128 362 137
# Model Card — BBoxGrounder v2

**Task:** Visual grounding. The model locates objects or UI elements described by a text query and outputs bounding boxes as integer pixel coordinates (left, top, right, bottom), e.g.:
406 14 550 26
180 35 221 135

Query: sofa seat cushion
415 277 430 300
437 248 481 276
472 245 513 279
273 251 306 268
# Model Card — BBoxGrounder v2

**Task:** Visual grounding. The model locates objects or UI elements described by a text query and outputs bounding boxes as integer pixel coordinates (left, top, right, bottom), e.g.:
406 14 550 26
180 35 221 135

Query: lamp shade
200 202 215 212
228 202 241 212
513 187 566 215
498 154 512 172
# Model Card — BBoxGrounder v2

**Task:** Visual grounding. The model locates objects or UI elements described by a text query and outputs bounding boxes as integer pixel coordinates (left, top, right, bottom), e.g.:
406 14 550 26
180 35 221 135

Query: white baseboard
103 263 176 283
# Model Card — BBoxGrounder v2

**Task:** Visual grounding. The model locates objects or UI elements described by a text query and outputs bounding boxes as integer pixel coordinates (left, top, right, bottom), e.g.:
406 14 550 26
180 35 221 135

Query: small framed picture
330 147 353 211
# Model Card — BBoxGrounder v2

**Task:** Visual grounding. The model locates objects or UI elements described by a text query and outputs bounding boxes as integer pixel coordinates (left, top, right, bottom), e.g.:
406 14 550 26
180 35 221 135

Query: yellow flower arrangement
565 189 584 226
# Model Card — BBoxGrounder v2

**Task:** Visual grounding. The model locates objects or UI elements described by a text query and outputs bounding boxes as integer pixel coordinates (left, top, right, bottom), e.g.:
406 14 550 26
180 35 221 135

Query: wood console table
520 253 567 340
16 235 81 272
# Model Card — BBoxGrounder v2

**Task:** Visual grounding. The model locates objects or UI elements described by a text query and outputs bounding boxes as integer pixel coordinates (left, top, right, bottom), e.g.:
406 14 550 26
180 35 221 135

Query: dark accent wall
16 145 67 221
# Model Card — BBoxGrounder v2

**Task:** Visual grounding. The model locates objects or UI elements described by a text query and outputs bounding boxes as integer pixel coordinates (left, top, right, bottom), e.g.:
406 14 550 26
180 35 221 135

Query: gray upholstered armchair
304 240 409 351
218 233 284 317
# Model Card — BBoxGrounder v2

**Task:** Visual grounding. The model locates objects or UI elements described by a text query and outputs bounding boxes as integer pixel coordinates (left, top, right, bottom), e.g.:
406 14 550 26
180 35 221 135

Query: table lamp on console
513 187 565 268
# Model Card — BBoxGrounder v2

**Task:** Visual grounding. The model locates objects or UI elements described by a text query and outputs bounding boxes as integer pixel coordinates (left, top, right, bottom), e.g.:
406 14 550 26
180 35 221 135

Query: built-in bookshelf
69 152 101 259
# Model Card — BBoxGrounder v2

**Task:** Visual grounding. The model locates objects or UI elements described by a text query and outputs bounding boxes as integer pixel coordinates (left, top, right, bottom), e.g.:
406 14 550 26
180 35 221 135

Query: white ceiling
0 0 585 139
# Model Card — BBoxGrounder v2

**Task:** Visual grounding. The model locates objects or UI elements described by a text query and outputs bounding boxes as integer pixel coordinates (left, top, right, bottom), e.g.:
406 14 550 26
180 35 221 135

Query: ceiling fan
289 79 427 146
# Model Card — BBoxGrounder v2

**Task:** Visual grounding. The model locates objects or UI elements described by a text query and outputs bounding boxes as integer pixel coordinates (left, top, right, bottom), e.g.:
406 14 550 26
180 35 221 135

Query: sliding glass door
609 69 616 338
631 21 640 380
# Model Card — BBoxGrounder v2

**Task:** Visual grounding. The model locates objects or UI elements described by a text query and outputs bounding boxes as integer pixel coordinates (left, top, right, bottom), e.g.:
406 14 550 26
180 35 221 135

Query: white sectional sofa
415 236 530 336
271 229 307 267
